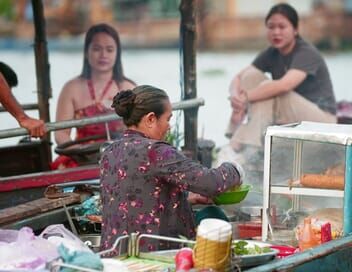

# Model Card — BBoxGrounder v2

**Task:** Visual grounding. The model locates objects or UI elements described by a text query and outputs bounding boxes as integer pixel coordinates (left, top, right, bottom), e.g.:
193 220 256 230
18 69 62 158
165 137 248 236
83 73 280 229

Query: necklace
87 79 114 103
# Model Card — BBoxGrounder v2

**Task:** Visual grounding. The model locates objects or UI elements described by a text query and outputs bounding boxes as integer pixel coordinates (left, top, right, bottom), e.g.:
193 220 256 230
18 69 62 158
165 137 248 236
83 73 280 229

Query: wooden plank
123 260 168 271
0 165 99 192
0 193 81 225
1 205 79 231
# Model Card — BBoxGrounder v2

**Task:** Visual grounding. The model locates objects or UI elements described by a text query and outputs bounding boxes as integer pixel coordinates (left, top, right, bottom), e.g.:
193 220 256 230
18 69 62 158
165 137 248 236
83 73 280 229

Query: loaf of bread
300 174 344 190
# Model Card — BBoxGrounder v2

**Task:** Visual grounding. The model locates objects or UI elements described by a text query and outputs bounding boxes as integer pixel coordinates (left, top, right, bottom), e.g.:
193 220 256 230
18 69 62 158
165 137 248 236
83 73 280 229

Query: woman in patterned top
100 85 243 254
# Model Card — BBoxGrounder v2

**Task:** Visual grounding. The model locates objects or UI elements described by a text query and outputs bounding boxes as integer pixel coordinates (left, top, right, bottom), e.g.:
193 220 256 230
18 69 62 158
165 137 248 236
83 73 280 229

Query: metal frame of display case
262 121 352 241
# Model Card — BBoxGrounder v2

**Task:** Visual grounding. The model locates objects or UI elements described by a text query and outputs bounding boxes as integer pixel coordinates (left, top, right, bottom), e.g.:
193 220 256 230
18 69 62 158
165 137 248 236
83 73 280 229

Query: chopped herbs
233 240 272 255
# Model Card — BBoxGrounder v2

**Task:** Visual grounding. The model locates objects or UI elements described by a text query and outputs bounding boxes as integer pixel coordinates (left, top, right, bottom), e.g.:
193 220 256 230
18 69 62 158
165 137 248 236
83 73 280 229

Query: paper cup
193 219 232 271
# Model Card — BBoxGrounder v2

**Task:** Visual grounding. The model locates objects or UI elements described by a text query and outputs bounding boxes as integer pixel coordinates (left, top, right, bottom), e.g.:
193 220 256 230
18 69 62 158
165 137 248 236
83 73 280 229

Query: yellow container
193 218 232 271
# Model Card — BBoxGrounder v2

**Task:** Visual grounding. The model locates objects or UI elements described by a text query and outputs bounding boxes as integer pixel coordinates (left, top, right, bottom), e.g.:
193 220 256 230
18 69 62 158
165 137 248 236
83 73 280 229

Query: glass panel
270 137 346 189
267 194 343 247
300 141 345 189
270 136 295 186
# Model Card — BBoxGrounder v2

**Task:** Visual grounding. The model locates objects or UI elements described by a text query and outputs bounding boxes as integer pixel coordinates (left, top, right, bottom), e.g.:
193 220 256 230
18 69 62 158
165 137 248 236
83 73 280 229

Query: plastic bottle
299 217 318 251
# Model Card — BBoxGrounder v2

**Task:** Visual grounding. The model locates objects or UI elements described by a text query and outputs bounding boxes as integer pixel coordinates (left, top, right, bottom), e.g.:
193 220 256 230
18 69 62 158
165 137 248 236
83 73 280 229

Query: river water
1 49 352 149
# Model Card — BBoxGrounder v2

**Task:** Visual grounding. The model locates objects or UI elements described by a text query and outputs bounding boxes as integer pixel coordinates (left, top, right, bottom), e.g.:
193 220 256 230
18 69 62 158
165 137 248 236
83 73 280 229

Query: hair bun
112 90 136 118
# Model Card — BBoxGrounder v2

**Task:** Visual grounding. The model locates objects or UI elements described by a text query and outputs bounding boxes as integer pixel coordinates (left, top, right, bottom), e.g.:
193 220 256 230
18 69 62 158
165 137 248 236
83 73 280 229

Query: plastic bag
39 224 91 253
74 195 101 218
0 227 59 270
0 229 20 245
58 244 103 272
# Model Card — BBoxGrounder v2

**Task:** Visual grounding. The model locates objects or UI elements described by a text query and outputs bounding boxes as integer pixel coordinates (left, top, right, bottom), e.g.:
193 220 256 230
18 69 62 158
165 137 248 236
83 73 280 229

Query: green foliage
165 130 176 145
165 111 183 149
112 0 180 21
0 0 14 20
178 235 194 249
165 127 183 148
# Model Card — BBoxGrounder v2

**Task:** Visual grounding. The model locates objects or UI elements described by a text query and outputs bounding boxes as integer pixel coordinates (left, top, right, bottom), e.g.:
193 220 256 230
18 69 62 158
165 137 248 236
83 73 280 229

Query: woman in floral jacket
100 85 243 254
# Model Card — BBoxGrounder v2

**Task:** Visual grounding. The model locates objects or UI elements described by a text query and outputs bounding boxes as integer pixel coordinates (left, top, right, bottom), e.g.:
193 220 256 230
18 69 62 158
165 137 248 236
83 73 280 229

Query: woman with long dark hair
55 23 135 146
226 3 336 158
53 23 135 169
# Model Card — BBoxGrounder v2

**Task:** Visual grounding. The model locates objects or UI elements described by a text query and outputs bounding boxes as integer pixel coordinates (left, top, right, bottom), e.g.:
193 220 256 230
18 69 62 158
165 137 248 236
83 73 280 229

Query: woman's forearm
229 75 241 96
247 80 288 102
0 73 27 121
55 129 72 145
229 66 252 96
247 69 307 102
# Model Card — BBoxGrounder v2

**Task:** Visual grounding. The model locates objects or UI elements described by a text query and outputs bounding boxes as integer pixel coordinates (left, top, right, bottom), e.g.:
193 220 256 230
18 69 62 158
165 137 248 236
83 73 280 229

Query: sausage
86 214 102 223
300 174 344 190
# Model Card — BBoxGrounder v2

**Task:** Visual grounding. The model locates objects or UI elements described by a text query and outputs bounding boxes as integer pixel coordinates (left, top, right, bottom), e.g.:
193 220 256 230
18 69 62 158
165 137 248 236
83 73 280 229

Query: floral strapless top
74 103 124 140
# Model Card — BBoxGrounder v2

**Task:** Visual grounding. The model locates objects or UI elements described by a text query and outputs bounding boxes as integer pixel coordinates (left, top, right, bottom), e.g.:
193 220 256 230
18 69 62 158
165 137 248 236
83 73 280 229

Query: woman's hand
187 192 213 205
229 89 248 125
18 115 46 137
230 89 248 113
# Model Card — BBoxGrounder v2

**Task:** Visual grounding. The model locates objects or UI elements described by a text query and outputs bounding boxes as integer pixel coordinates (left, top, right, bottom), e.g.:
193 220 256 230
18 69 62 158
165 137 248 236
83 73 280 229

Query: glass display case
261 122 352 246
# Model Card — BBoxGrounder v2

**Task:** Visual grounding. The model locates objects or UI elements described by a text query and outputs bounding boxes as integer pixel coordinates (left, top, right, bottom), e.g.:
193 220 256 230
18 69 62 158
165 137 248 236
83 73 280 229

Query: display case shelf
270 186 344 198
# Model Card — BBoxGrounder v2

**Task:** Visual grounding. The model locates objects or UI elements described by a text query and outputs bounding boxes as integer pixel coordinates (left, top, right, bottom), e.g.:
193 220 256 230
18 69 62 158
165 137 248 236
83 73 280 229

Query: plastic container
213 184 252 205
195 206 229 226
270 245 297 258
237 222 262 239
298 217 319 251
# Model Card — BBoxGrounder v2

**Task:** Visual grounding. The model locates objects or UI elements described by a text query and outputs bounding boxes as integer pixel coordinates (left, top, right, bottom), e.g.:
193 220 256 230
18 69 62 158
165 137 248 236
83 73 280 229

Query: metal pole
32 0 52 160
180 0 198 159
0 98 204 139
344 145 352 235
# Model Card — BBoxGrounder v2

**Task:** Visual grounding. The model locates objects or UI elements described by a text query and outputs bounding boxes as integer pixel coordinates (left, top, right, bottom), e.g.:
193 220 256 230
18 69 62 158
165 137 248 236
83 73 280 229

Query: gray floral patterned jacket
100 130 241 253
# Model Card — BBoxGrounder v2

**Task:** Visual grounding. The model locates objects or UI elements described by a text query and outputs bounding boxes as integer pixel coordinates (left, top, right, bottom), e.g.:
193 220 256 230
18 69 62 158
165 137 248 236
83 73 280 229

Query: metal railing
0 98 204 139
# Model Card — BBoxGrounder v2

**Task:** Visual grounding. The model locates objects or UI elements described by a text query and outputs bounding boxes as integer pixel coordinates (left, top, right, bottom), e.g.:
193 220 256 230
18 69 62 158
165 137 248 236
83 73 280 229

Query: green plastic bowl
213 184 252 205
